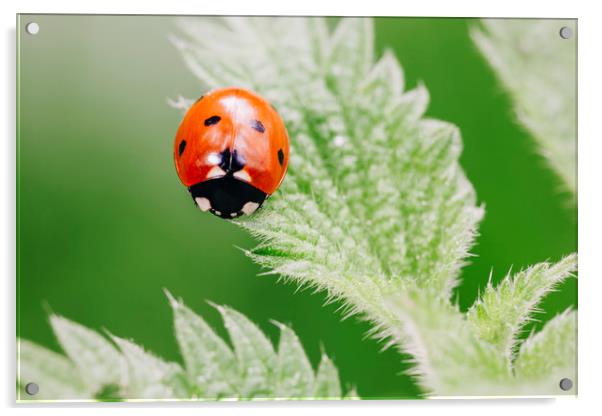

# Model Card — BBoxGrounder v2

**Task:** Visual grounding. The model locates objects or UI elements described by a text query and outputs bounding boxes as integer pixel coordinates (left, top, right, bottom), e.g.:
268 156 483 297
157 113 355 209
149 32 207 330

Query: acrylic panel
16 15 577 402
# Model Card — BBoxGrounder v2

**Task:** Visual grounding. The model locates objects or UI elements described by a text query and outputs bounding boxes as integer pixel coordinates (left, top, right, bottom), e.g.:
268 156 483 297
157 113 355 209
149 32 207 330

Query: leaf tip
206 299 225 314
269 319 286 330
163 288 182 310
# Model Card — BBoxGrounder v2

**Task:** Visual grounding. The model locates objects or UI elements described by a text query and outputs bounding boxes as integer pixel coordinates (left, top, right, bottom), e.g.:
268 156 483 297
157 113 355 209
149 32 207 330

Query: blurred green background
17 15 576 399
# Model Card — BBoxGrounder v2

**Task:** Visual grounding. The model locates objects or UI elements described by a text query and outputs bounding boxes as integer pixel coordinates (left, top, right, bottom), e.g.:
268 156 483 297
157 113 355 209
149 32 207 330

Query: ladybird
173 87 290 219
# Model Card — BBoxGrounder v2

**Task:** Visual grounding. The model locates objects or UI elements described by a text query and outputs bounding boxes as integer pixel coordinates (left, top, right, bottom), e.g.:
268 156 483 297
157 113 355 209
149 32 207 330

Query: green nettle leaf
273 321 315 399
166 290 238 398
17 294 347 401
213 304 277 398
467 254 577 360
386 290 511 395
49 315 127 392
472 19 577 193
17 340 92 400
514 310 577 385
313 354 342 399
172 17 577 396
110 335 190 400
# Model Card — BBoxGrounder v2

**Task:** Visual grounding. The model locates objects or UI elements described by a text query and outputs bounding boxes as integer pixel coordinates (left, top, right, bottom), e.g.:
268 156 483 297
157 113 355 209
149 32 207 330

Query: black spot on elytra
277 149 284 166
178 140 187 157
251 119 265 133
204 115 221 126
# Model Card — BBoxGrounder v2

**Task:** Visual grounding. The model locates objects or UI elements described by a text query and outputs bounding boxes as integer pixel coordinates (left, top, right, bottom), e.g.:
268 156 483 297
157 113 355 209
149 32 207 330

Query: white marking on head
241 202 260 215
206 152 221 165
206 166 226 179
233 170 251 182
195 197 211 212
214 210 221 216
230 212 238 217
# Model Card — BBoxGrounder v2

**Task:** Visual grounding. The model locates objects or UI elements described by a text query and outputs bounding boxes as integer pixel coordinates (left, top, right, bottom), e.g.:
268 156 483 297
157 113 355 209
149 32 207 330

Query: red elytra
173 87 290 219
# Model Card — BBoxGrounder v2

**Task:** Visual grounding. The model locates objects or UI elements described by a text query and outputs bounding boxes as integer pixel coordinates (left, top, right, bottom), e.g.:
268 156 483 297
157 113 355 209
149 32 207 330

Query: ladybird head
189 176 266 219
187 143 266 219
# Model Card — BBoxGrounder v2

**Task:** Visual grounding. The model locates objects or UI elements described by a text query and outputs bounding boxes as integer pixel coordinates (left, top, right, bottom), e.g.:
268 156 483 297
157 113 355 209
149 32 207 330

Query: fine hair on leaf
17 292 349 401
